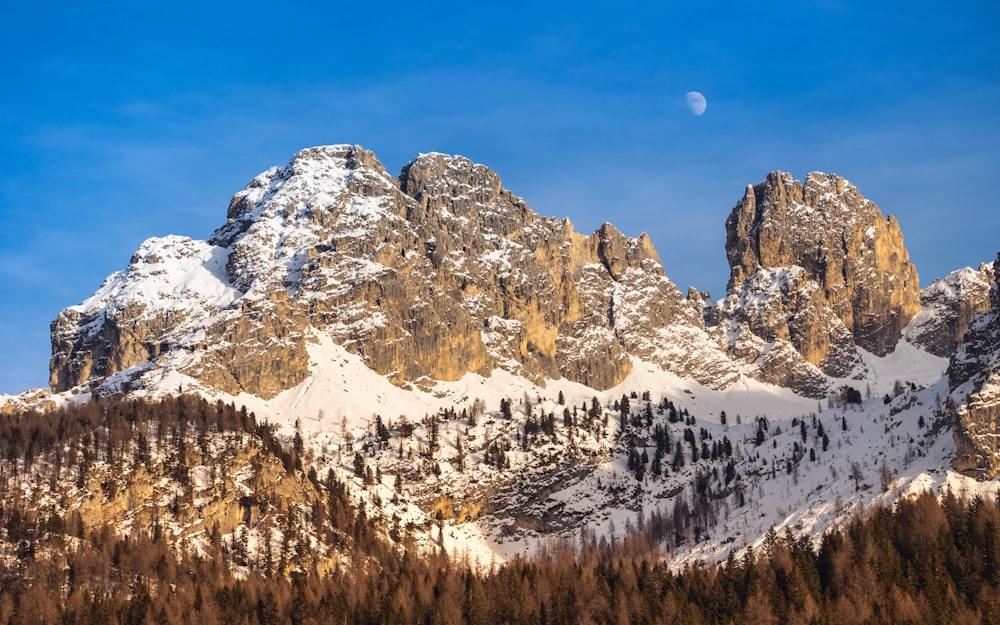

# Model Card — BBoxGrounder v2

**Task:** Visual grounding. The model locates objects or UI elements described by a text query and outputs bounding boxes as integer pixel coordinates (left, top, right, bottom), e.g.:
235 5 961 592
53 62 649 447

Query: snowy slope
61 328 968 569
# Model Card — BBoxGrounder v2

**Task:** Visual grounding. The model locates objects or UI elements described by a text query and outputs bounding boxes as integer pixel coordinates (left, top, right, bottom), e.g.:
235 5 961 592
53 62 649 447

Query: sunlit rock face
948 253 1000 478
50 155 954 405
50 145 734 398
720 171 921 380
906 263 996 358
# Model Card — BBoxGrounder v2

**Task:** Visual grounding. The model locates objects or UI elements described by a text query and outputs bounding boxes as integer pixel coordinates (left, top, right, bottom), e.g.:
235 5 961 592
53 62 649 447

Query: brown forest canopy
1 398 999 624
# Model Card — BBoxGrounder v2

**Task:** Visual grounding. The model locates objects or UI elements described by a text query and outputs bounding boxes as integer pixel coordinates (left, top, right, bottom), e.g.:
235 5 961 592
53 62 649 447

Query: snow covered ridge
905 262 996 358
70 235 237 318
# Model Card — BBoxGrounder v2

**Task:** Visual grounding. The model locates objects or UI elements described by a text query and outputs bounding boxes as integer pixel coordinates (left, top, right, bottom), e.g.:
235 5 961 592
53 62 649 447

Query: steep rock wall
722 171 920 377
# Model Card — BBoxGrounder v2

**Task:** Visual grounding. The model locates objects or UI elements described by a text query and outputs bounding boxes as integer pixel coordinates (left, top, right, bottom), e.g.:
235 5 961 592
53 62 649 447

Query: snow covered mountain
7 145 999 568
49 145 736 399
906 262 995 357
47 148 938 403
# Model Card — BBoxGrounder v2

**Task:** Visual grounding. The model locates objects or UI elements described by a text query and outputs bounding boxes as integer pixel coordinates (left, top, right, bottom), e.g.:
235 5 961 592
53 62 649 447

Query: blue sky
1 1 998 394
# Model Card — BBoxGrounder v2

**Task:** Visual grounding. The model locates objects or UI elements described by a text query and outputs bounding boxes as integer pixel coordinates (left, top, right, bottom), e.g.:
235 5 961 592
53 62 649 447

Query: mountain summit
50 145 730 398
726 171 920 359
50 147 955 404
706 171 923 396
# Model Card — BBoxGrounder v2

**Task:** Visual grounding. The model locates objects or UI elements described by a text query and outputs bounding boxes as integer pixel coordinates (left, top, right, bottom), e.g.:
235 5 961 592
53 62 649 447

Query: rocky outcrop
948 253 1000 477
0 388 59 416
49 235 243 392
48 154 939 403
50 145 731 398
713 266 861 388
906 263 995 357
722 171 920 378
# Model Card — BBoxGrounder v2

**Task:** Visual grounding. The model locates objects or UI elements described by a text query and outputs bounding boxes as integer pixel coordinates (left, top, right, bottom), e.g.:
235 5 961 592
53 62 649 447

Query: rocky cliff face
906 263 996 357
50 145 731 398
948 253 1000 477
48 152 952 403
710 268 843 397
721 171 921 379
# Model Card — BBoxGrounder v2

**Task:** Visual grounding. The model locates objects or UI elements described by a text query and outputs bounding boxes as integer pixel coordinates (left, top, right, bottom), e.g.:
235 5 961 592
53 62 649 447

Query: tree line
3 486 1000 623
0 397 996 624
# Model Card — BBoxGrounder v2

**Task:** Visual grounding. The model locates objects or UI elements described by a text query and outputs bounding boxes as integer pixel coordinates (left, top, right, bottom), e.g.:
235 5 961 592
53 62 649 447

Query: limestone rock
49 145 736 398
0 388 59 416
948 253 1000 477
50 154 935 403
723 171 920 371
715 266 861 383
906 263 995 357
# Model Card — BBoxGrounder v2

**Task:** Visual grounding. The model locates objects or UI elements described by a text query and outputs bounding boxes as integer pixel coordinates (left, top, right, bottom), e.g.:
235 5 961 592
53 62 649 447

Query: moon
686 91 707 116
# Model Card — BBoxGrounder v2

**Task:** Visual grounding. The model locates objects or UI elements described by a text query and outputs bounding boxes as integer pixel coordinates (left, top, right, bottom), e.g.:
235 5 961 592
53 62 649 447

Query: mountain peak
398 151 536 236
725 170 920 360
47 150 960 406
53 145 734 398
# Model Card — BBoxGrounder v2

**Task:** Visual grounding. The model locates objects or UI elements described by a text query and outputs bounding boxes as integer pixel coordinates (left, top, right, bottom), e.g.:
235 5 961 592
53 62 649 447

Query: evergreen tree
353 451 366 479
500 398 512 419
